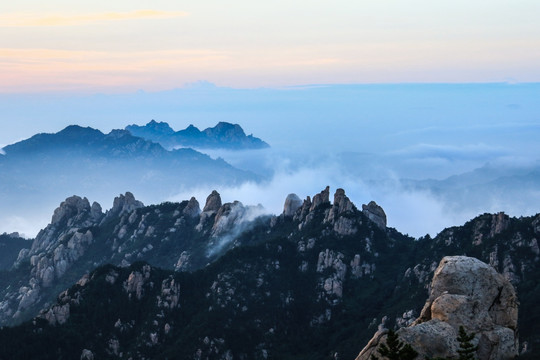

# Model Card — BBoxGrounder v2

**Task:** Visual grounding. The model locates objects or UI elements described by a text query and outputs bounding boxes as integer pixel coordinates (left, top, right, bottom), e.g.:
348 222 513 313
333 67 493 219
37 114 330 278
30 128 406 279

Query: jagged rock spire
326 188 354 223
183 197 201 218
310 186 330 211
109 192 144 217
203 190 222 213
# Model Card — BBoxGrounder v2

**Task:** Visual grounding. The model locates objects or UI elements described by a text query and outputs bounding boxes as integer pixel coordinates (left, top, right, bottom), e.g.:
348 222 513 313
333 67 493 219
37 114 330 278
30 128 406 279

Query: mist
167 164 514 239
0 83 538 238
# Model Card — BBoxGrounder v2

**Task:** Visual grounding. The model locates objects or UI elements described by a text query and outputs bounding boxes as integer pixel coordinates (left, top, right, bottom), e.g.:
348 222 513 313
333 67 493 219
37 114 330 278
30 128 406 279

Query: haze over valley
1 83 539 238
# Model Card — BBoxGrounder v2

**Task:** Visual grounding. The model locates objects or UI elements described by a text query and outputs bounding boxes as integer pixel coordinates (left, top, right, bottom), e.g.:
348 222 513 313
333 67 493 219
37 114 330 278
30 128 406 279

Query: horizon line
1 81 539 96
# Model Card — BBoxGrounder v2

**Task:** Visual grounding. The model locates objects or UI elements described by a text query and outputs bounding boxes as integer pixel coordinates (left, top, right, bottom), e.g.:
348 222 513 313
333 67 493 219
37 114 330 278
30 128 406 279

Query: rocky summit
356 256 519 360
0 186 538 359
126 120 270 150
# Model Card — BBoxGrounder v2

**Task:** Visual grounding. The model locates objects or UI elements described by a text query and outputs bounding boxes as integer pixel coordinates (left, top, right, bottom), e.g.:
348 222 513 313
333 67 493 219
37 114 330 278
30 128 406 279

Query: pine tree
371 329 418 360
456 326 477 360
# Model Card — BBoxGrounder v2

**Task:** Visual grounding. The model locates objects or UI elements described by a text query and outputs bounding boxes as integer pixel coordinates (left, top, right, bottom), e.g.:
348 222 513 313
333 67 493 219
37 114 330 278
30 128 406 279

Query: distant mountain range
0 125 259 193
0 187 537 359
0 124 261 237
402 162 540 214
125 120 270 150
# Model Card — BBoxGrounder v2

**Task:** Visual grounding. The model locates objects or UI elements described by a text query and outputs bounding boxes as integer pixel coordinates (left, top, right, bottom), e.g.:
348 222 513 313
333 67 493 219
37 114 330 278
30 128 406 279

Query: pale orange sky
1 0 540 92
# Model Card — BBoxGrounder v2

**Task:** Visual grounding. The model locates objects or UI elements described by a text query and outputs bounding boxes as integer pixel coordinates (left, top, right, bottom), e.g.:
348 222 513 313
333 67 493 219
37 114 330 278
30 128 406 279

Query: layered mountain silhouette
0 125 260 237
126 120 270 150
402 162 540 214
0 187 537 359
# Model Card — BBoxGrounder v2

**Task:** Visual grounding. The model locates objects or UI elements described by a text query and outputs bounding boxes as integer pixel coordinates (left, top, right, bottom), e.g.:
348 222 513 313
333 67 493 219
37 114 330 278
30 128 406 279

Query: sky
0 2 539 238
1 1 540 93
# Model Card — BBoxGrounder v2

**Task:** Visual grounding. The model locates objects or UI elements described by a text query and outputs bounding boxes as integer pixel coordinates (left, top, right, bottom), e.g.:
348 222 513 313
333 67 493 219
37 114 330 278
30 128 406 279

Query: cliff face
356 256 519 360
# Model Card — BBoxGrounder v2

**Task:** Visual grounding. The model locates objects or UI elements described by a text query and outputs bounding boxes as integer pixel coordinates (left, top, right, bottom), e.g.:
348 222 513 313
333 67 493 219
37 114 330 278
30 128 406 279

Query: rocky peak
203 190 222 213
146 120 175 135
183 197 201 218
90 202 103 221
293 196 312 223
183 124 202 136
333 189 351 211
126 120 176 137
289 187 359 235
361 201 386 230
283 194 302 217
27 196 101 257
204 122 246 140
52 125 103 144
356 256 519 360
51 196 92 225
212 201 245 237
326 188 354 222
310 186 330 211
108 192 144 217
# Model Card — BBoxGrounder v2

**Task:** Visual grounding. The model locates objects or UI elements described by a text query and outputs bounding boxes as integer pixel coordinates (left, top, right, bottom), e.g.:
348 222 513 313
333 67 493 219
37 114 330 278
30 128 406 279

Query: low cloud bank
3 162 538 240
169 165 485 238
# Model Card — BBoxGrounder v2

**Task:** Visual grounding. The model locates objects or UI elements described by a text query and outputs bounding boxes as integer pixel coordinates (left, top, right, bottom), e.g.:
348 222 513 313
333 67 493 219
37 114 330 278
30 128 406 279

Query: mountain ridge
0 187 537 358
125 120 270 150
0 124 260 238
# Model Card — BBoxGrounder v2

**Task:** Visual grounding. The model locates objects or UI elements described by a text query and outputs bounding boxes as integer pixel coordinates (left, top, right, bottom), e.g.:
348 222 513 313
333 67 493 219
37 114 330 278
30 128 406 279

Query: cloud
390 143 507 161
0 48 228 92
0 10 188 27
207 202 267 257
167 163 473 238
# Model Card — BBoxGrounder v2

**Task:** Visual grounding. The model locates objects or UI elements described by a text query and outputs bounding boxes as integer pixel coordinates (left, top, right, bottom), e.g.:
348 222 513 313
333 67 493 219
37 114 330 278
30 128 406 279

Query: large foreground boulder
356 256 519 360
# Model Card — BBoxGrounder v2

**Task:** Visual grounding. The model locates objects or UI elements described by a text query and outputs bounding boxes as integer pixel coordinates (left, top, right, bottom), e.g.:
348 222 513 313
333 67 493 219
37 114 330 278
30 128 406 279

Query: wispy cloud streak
0 10 188 27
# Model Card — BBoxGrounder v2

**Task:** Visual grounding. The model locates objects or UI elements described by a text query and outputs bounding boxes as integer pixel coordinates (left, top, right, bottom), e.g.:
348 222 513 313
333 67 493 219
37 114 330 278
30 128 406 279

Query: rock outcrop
285 187 362 236
2 193 145 324
326 188 354 223
362 201 386 230
51 196 93 225
356 256 519 360
283 194 302 217
183 197 201 218
107 192 144 218
212 201 245 237
310 186 330 211
123 264 151 301
279 187 385 236
203 191 222 213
